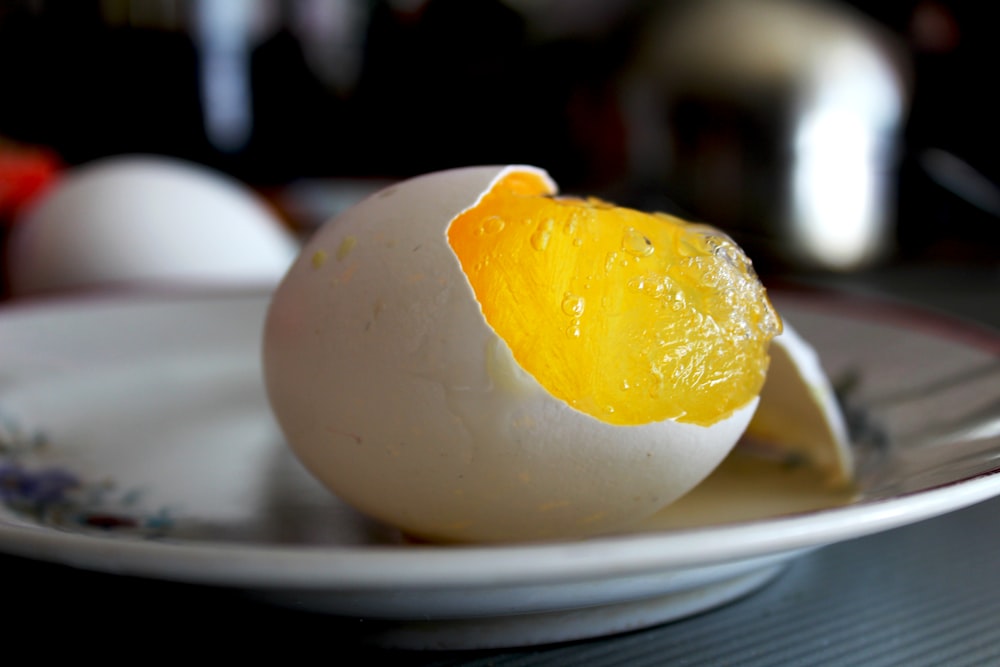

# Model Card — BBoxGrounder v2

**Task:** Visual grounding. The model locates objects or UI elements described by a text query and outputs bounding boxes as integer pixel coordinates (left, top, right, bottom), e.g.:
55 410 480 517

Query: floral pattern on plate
0 410 173 537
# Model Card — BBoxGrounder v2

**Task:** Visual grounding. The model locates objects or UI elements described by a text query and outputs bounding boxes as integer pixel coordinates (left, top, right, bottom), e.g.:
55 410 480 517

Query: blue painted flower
1 410 173 538
0 461 80 510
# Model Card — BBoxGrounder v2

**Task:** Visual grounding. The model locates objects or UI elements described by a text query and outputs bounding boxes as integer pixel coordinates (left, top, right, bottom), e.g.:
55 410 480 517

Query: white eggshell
745 320 853 485
263 165 757 544
6 155 299 296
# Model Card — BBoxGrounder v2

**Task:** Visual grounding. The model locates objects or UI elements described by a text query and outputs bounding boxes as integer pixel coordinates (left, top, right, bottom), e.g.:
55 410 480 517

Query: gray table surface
4 261 999 664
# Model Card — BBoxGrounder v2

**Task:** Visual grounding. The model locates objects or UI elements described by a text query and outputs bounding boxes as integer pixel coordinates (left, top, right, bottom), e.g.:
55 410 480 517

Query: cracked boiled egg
263 165 782 543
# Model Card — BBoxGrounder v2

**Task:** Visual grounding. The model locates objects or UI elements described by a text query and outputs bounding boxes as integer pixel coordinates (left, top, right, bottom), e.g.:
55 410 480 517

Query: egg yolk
447 171 781 427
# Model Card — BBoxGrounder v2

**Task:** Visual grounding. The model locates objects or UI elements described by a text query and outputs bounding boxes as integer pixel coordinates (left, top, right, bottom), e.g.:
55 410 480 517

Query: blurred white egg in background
5 154 299 297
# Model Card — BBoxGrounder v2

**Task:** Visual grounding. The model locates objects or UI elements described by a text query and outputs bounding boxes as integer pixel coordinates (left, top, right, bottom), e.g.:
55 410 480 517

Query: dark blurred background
0 0 997 277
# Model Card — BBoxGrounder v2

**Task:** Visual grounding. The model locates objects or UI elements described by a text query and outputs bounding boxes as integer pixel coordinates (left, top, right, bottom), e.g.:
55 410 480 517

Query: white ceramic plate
0 289 998 650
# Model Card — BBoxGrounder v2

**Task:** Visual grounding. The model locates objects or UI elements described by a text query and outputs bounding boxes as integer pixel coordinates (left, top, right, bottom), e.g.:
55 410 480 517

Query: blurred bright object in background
0 0 994 270
191 0 255 153
624 0 911 271
5 154 299 297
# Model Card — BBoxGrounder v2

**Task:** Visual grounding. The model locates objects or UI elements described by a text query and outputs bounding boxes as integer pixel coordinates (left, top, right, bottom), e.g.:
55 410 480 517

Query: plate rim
1 467 998 589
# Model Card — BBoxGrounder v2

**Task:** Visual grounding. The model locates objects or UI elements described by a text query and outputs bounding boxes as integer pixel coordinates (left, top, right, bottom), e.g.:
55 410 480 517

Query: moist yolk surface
447 171 781 427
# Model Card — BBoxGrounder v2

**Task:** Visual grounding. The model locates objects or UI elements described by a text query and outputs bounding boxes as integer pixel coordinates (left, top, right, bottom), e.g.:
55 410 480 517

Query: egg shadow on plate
252 433 408 547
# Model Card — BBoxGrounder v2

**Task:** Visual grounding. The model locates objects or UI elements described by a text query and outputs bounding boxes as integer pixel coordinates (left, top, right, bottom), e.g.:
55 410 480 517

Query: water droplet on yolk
561 293 586 317
622 227 655 257
447 171 781 427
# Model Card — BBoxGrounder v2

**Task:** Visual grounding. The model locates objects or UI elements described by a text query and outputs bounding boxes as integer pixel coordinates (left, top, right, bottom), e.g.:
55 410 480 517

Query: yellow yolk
448 172 781 427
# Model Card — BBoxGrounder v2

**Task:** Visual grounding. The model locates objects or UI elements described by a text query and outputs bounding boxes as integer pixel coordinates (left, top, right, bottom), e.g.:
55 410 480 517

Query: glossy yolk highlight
447 171 782 427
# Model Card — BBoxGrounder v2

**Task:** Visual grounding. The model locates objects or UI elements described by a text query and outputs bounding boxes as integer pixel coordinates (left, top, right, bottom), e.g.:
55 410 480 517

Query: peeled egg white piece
264 165 757 544
6 154 299 297
744 320 854 485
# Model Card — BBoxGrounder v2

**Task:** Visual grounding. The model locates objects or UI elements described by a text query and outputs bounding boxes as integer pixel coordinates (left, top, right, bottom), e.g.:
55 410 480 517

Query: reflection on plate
0 289 998 650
